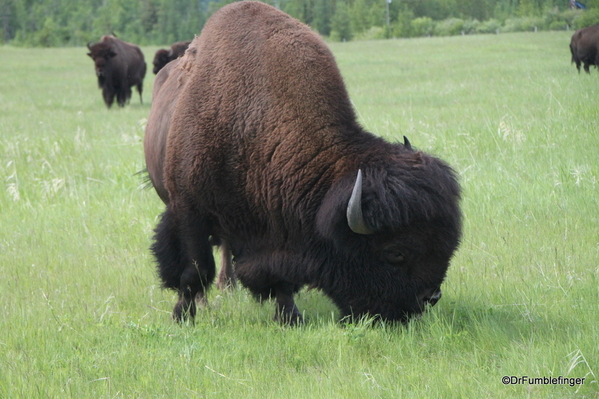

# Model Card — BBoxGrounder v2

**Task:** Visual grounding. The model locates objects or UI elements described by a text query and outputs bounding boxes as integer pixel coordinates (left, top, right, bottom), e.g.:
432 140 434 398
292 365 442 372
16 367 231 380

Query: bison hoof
274 307 304 326
172 298 197 323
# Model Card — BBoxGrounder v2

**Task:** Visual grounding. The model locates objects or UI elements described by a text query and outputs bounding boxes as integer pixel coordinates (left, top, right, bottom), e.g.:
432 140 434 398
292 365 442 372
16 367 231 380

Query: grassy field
1 31 598 398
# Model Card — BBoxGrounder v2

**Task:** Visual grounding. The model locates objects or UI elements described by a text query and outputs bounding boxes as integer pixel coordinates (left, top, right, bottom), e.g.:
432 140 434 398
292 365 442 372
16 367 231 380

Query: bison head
316 147 461 322
152 49 171 74
87 42 116 77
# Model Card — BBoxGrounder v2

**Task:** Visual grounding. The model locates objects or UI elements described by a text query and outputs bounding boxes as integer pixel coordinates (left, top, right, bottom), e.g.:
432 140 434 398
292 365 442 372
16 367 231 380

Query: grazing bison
152 41 192 74
144 58 235 290
570 23 599 73
149 1 462 324
87 35 147 107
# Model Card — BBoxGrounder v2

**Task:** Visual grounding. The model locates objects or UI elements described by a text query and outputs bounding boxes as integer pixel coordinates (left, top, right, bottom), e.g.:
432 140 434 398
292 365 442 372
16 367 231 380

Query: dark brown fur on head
152 41 191 74
152 49 171 74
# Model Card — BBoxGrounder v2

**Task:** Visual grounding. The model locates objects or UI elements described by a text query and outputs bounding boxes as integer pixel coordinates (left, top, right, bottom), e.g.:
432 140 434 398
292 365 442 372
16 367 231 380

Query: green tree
366 0 386 29
330 0 351 41
92 0 125 37
141 0 159 35
517 0 538 16
455 0 492 21
312 0 332 35
391 6 414 37
281 0 310 23
0 0 19 42
350 0 369 34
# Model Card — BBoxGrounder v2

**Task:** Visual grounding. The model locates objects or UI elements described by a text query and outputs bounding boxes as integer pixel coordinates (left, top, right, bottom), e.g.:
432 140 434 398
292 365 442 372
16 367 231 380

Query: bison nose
420 287 442 307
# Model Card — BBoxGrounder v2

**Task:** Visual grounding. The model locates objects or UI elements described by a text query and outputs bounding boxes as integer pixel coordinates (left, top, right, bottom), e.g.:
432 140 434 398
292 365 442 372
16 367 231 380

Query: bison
147 1 462 325
144 58 235 291
152 41 192 74
87 35 147 107
570 23 599 73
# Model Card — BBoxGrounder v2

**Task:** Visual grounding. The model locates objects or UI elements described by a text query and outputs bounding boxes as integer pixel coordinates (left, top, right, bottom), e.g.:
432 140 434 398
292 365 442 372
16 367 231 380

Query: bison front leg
174 221 216 322
173 258 214 322
152 206 216 323
102 87 115 108
273 286 303 325
116 86 132 107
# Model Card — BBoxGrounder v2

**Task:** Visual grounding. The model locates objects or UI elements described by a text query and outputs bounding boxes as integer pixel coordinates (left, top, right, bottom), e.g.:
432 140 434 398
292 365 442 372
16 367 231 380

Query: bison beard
147 1 462 325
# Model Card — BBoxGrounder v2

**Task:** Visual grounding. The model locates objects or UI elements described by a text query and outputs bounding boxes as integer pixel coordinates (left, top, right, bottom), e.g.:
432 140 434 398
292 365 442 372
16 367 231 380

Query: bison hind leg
152 207 216 322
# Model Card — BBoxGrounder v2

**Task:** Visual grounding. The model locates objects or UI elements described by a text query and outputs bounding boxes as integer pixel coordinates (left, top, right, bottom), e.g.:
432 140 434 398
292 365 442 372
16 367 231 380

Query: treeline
2 0 599 46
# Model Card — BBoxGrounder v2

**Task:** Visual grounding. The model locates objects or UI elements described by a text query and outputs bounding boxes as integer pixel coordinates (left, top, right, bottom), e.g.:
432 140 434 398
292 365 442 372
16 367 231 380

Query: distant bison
87 35 147 107
152 41 191 74
144 58 235 290
148 1 462 324
570 23 599 73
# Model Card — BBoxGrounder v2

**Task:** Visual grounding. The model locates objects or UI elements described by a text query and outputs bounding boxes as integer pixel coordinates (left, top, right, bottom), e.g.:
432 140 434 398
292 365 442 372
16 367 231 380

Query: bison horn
403 136 412 151
347 169 375 235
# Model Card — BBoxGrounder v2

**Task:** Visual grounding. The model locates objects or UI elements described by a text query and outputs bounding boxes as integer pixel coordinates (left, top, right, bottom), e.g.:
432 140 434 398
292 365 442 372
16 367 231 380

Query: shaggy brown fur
570 23 599 73
152 41 192 74
144 58 235 291
145 58 183 203
151 2 462 324
87 35 146 107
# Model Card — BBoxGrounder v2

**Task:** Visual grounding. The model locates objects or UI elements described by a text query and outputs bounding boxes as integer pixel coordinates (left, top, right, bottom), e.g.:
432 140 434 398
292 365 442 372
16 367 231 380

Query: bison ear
87 52 92 58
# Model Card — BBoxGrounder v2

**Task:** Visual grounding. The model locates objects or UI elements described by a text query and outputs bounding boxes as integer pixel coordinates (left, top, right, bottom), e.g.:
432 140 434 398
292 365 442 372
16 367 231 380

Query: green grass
1 32 598 398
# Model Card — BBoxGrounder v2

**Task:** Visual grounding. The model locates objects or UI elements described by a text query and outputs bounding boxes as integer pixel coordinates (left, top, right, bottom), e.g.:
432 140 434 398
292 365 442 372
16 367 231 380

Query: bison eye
384 249 405 265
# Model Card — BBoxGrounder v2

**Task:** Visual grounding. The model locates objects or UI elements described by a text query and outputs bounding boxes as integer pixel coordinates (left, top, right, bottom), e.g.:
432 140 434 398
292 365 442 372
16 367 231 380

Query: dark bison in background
152 41 191 74
87 35 147 107
147 1 462 324
570 23 599 73
144 58 235 291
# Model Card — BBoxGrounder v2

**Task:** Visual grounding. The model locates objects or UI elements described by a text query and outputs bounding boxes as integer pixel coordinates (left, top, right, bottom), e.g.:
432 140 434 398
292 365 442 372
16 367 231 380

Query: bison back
165 1 360 228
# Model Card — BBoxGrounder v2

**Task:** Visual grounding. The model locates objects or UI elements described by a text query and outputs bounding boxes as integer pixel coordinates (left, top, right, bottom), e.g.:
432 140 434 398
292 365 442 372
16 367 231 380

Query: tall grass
1 32 597 398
